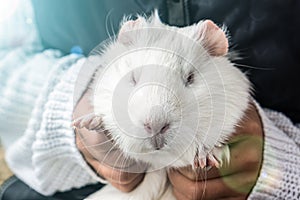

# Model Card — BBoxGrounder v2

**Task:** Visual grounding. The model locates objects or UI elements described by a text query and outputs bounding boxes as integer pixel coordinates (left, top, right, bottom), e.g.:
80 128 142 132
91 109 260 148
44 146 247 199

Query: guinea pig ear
118 19 141 45
72 113 103 131
197 20 229 57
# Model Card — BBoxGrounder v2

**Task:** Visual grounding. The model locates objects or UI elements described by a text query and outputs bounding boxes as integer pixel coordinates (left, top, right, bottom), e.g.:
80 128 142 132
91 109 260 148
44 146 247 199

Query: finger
76 130 112 161
232 102 263 138
169 169 232 199
72 113 96 129
169 169 257 199
76 128 147 174
88 158 145 193
209 134 262 178
221 170 258 195
76 127 113 148
76 131 96 160
83 150 145 184
177 166 221 181
110 172 144 193
177 136 262 181
76 128 121 160
219 135 263 176
173 188 190 200
87 158 142 185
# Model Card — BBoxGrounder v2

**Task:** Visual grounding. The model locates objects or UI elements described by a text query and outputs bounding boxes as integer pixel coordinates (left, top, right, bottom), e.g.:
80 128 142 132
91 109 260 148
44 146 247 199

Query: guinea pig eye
131 72 137 86
184 72 195 87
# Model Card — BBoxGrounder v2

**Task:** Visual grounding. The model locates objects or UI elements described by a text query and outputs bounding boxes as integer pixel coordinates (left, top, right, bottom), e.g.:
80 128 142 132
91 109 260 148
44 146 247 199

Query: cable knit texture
0 49 61 148
248 104 300 200
5 53 106 195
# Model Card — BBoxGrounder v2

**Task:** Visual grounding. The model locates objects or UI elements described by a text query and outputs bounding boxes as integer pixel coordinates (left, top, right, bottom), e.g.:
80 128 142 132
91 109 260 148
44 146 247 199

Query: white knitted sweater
1 50 300 199
2 51 105 195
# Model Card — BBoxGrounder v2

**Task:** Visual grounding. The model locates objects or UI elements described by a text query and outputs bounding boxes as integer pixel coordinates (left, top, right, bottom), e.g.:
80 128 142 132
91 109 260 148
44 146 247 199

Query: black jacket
184 0 300 123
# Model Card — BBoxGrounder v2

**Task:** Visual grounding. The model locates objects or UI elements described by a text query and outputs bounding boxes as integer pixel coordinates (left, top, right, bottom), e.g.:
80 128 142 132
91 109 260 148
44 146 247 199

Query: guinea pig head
75 14 250 168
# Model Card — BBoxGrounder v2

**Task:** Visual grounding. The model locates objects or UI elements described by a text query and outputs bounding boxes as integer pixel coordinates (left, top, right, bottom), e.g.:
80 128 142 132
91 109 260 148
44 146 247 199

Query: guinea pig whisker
99 142 121 167
110 18 116 40
200 168 207 200
105 8 115 40
234 63 275 70
79 138 115 149
111 150 125 171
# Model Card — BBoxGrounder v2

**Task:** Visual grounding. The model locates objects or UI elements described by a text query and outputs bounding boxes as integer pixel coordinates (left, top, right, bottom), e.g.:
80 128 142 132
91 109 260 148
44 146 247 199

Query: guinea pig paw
88 115 104 131
72 113 103 131
194 151 207 169
209 145 230 168
207 153 221 168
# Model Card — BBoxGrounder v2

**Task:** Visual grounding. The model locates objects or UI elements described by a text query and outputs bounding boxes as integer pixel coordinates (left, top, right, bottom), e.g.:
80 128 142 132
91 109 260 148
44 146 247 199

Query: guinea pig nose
144 122 170 135
144 122 152 133
160 123 170 134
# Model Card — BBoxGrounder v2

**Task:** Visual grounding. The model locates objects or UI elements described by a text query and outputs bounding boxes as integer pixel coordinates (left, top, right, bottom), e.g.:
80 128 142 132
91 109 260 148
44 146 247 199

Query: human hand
73 90 146 193
168 102 264 200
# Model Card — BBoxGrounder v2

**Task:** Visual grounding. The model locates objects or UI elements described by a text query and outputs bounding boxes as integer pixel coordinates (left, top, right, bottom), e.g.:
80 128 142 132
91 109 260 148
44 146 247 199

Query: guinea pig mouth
151 135 165 150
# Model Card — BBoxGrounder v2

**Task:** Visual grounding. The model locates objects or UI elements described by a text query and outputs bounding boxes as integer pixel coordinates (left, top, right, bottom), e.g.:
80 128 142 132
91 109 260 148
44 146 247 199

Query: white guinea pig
74 11 251 200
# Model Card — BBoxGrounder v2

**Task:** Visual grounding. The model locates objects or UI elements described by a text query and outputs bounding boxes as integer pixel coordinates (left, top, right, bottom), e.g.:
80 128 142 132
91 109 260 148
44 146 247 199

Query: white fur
86 12 250 200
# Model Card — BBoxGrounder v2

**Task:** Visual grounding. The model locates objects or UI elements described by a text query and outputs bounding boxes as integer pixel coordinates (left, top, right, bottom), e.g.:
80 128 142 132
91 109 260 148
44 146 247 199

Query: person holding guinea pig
1 0 299 200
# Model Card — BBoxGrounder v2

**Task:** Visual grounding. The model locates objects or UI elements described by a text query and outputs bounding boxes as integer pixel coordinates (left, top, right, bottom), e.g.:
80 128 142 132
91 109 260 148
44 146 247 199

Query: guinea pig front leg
208 145 230 168
194 145 230 169
72 113 103 131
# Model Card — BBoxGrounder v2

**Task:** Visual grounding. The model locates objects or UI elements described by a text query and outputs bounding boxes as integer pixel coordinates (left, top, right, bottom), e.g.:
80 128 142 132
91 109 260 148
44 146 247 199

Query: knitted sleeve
0 49 62 148
248 103 300 199
5 54 106 195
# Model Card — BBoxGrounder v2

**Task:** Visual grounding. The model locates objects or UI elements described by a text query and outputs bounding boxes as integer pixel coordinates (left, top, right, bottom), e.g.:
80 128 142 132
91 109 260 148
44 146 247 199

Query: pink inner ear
198 20 229 57
118 19 140 45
